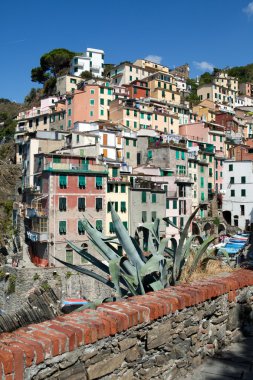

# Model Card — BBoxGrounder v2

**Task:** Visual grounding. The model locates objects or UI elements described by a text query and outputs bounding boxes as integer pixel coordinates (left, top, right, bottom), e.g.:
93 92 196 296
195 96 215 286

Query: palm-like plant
55 205 217 298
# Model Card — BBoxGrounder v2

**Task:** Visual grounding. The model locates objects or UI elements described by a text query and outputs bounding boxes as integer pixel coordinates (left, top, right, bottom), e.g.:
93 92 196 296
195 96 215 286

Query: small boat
62 298 88 306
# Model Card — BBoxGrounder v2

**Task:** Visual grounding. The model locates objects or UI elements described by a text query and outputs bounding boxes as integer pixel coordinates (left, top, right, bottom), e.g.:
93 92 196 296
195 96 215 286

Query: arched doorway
223 211 231 225
192 222 200 235
203 222 212 236
218 224 226 234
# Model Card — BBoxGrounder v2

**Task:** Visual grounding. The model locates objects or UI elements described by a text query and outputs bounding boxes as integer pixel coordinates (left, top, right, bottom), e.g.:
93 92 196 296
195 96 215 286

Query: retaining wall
0 269 253 380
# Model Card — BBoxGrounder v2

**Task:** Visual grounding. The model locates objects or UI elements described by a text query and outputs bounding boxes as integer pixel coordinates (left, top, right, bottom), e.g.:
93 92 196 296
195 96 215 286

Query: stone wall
0 269 253 380
0 265 111 314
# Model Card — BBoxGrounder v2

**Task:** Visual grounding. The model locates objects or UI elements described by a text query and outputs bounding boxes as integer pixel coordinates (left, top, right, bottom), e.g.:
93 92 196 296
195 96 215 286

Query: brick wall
0 269 253 379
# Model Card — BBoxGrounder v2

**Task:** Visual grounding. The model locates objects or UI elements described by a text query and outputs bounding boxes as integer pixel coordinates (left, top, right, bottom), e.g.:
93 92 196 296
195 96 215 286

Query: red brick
145 292 171 315
158 289 184 311
1 345 24 380
59 319 96 345
14 335 44 364
0 349 14 374
129 295 164 319
99 303 138 327
27 330 52 357
96 305 129 332
53 320 83 347
47 323 76 352
5 375 14 380
95 311 118 335
5 341 34 367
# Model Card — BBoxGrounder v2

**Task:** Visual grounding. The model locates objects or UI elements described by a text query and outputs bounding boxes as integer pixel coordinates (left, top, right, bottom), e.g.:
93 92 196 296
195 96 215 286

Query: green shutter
121 201 126 212
96 177 103 188
141 191 146 203
96 198 103 211
147 150 152 159
96 220 102 232
109 222 115 233
173 200 177 209
59 197 66 211
152 211 157 221
173 217 177 226
79 175 86 188
176 151 180 160
66 249 73 263
201 192 205 201
53 157 61 163
59 175 67 188
114 202 118 212
78 220 85 234
112 168 118 177
82 160 89 170
166 199 170 209
123 221 128 230
78 198 85 211
181 151 185 160
121 184 126 193
59 221 66 234
152 193 156 203
107 202 111 213
200 177 204 188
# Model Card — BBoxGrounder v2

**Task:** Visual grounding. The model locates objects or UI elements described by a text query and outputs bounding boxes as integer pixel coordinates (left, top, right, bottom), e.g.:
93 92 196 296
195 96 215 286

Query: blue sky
1 0 253 103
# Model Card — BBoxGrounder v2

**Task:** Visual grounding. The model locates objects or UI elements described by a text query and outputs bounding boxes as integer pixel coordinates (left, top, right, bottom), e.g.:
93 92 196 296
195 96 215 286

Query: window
90 99 95 106
142 211 147 223
152 211 157 222
59 197 66 211
209 168 213 177
112 168 118 177
241 189 246 197
230 177 234 184
115 184 118 193
90 89 95 94
67 98 72 105
173 200 177 209
200 166 204 173
66 248 73 263
108 89 112 95
181 151 185 160
166 199 170 209
121 201 126 212
126 152 130 159
220 136 223 142
90 111 94 117
96 220 102 232
96 177 103 189
134 122 137 129
180 217 184 228
240 205 245 216
126 109 130 116
123 221 128 230
201 192 205 201
142 191 146 203
194 190 197 198
229 164 233 171
126 138 129 146
213 135 216 142
126 120 130 127
109 222 115 234
113 202 118 212
100 87 104 94
59 221 66 235
152 193 157 203
147 150 152 159
100 110 104 116
53 157 61 163
173 217 177 226
59 175 67 188
121 184 126 193
43 116 47 124
100 98 104 105
79 175 86 189
78 198 85 211
209 156 212 163
96 197 103 211
68 109 71 116
176 150 180 160
200 177 204 188
231 189 235 197
68 120 71 128
241 176 246 184
78 220 85 235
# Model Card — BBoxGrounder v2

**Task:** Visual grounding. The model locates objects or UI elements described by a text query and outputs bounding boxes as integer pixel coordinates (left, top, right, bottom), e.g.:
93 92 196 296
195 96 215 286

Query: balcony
26 208 48 218
27 231 48 242
43 162 108 174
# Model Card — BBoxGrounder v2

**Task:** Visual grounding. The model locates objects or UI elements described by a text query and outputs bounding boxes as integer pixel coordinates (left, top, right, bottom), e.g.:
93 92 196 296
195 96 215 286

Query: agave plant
55 204 217 298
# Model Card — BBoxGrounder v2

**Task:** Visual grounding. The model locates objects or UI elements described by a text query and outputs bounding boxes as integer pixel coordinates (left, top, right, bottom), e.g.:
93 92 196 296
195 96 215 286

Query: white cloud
145 55 162 64
243 2 253 15
193 61 214 72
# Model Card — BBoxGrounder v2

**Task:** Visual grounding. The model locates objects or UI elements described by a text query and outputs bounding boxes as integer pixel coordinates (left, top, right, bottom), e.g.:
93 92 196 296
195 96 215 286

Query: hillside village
9 47 253 269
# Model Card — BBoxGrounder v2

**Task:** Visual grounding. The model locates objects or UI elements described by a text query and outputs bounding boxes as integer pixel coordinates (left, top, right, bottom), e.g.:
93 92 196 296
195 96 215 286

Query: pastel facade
70 48 104 77
56 75 83 95
110 63 151 87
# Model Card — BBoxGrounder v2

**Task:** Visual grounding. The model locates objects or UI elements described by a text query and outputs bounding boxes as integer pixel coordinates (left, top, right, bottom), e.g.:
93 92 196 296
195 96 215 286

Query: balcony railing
44 162 108 173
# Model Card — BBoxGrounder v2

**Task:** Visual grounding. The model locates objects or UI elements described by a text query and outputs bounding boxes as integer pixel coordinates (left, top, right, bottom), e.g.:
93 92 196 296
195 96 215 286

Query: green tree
103 63 115 78
80 71 93 80
199 72 213 85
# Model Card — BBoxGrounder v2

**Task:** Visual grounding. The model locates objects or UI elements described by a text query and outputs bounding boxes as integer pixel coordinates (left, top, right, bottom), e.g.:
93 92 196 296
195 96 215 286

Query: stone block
87 352 126 379
125 346 141 362
118 338 137 352
146 320 172 349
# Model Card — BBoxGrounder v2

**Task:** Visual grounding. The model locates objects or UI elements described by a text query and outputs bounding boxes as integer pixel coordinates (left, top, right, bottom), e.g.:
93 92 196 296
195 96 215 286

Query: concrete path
182 337 253 380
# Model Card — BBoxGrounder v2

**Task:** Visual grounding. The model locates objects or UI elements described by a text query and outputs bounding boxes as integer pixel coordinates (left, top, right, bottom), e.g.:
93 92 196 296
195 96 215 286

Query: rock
146 320 172 349
185 326 199 337
125 347 141 362
87 353 126 379
118 338 138 352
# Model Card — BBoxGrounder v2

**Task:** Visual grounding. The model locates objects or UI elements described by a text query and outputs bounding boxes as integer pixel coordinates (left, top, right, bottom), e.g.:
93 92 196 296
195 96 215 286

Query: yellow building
134 59 169 74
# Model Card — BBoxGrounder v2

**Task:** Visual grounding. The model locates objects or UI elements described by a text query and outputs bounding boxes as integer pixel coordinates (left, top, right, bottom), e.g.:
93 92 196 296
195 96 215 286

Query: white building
110 62 151 87
70 48 104 77
222 160 253 230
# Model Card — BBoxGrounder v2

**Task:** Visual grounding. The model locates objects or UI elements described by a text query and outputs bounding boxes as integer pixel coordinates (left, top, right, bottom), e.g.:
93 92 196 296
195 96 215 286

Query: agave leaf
153 218 160 242
120 273 138 295
66 240 110 274
111 206 144 270
75 300 103 311
109 259 122 297
156 238 169 256
130 236 147 262
53 256 126 292
164 247 175 258
148 233 157 255
186 235 217 279
163 217 180 230
173 206 200 283
140 254 167 277
182 235 204 262
136 265 145 295
142 222 159 243
149 280 164 291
